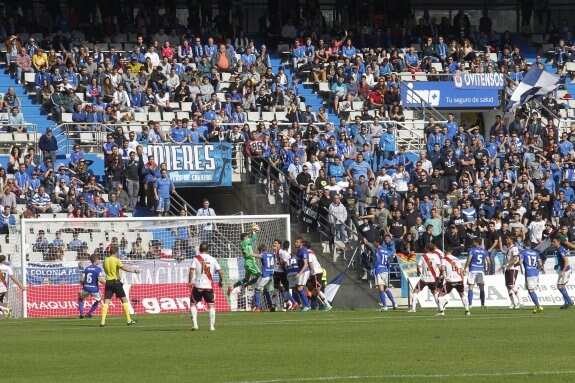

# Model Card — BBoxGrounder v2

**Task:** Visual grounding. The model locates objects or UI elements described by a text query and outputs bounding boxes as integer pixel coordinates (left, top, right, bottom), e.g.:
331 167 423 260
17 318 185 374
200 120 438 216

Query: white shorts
297 271 310 286
287 273 298 289
374 273 389 287
557 269 572 285
525 276 539 290
467 271 485 286
79 289 102 301
255 275 273 291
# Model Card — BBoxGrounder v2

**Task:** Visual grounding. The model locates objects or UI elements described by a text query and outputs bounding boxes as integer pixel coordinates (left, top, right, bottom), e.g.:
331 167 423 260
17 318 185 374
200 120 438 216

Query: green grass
3 308 575 383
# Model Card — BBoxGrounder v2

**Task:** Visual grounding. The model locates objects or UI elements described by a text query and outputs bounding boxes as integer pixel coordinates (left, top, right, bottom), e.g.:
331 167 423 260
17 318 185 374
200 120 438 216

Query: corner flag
506 67 560 112
324 270 346 304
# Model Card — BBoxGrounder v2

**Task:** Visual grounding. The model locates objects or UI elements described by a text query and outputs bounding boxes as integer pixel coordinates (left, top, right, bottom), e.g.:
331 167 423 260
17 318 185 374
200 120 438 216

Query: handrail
397 79 450 123
170 191 198 215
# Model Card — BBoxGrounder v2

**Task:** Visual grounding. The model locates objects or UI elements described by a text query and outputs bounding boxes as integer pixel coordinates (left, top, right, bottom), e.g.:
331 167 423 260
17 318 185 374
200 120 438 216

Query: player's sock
87 301 99 316
528 291 540 307
467 290 473 306
298 289 310 308
233 280 243 288
0 306 7 312
437 296 445 311
411 294 417 311
190 305 198 327
246 276 260 286
122 303 132 323
434 293 440 310
379 290 387 307
78 300 85 316
209 307 215 328
479 290 486 306
264 292 272 307
254 291 261 309
292 289 301 304
462 296 469 310
101 303 109 325
559 287 572 304
385 290 396 306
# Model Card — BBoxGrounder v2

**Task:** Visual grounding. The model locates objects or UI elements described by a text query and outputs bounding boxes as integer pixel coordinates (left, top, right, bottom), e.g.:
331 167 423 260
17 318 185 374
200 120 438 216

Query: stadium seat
431 62 443 72
352 101 363 110
180 102 192 112
61 113 73 123
247 111 260 121
148 112 162 121
176 111 189 120
275 111 287 121
133 112 147 121
261 111 275 121
162 112 176 121
29 251 44 262
63 251 77 261
24 72 35 84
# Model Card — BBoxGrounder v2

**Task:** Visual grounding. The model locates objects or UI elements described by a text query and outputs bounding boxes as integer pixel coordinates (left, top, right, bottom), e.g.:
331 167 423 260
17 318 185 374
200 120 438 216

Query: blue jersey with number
554 245 572 272
373 247 390 275
520 248 541 277
296 247 309 272
260 252 275 278
285 257 300 274
83 265 102 293
468 247 488 272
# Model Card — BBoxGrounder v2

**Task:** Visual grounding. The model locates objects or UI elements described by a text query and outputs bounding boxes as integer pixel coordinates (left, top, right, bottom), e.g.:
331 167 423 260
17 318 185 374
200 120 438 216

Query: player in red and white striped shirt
409 243 442 313
437 247 470 316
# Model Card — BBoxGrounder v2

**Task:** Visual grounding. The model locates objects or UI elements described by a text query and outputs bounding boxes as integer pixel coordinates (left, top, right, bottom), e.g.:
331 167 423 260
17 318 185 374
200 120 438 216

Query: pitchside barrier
7 215 290 318
397 253 575 307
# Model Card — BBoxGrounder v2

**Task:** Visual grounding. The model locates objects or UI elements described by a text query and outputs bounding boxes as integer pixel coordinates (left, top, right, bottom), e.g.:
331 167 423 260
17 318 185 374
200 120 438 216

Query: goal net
11 215 290 318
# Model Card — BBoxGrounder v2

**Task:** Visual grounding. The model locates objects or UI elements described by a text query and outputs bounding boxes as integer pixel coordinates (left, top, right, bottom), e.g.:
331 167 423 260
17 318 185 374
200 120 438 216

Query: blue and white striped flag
506 67 560 112
324 270 346 304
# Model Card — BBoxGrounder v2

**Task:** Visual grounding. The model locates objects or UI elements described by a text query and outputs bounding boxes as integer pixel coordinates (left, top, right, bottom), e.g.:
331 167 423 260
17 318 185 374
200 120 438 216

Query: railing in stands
397 79 450 123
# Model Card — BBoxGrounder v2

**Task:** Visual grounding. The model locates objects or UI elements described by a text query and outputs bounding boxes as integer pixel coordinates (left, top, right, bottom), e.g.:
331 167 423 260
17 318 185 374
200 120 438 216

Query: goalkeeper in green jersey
227 224 262 296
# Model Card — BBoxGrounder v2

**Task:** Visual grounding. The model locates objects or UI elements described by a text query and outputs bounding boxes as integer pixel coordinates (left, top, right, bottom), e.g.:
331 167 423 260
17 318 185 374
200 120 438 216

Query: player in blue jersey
251 244 275 312
78 254 106 319
550 238 574 309
519 240 544 313
285 249 302 309
464 239 491 309
371 238 397 311
293 237 311 312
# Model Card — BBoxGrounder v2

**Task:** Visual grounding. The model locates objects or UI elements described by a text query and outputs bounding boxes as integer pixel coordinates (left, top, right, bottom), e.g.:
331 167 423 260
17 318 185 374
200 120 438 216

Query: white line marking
222 370 575 383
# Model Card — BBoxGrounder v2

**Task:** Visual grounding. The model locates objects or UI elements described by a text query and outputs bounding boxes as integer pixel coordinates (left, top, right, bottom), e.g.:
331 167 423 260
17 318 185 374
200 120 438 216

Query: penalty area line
222 370 575 383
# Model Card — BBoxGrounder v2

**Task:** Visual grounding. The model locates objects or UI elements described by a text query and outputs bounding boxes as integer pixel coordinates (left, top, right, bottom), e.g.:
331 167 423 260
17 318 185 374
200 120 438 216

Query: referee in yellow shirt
101 246 140 327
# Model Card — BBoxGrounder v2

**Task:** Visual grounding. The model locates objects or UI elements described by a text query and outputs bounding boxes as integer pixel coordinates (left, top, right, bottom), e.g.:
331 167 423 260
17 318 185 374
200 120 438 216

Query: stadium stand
0 2 574 287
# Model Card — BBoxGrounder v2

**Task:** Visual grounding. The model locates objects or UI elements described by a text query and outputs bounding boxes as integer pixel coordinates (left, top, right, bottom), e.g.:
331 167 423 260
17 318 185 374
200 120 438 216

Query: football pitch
4 308 575 383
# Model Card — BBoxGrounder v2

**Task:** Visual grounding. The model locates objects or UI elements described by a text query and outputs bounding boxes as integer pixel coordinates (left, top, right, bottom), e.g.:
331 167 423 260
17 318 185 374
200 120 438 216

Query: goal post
12 214 290 318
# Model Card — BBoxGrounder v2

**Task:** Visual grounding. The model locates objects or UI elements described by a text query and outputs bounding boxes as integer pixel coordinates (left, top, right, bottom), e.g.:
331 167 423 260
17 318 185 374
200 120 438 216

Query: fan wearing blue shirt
78 254 106 319
551 237 574 309
154 169 175 216
346 154 374 182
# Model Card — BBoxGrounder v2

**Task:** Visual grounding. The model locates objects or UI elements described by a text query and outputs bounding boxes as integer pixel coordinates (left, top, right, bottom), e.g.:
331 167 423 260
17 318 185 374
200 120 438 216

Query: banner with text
408 275 574 308
400 81 501 108
26 283 231 318
144 143 232 187
453 72 506 90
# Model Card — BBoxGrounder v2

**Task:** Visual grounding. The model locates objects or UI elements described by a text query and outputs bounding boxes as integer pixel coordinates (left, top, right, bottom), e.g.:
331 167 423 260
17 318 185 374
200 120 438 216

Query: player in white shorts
520 240 544 313
465 239 491 308
437 247 470 316
498 236 521 309
409 243 442 313
306 242 331 311
0 255 26 318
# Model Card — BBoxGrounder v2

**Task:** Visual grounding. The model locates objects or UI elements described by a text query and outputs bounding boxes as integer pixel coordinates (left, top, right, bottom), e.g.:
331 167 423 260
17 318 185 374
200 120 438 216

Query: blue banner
26 263 83 285
144 143 232 187
453 72 506 90
400 81 500 108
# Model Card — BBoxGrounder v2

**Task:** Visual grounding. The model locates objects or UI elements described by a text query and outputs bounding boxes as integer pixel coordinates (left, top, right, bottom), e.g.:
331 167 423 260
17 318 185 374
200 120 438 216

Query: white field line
222 370 575 383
